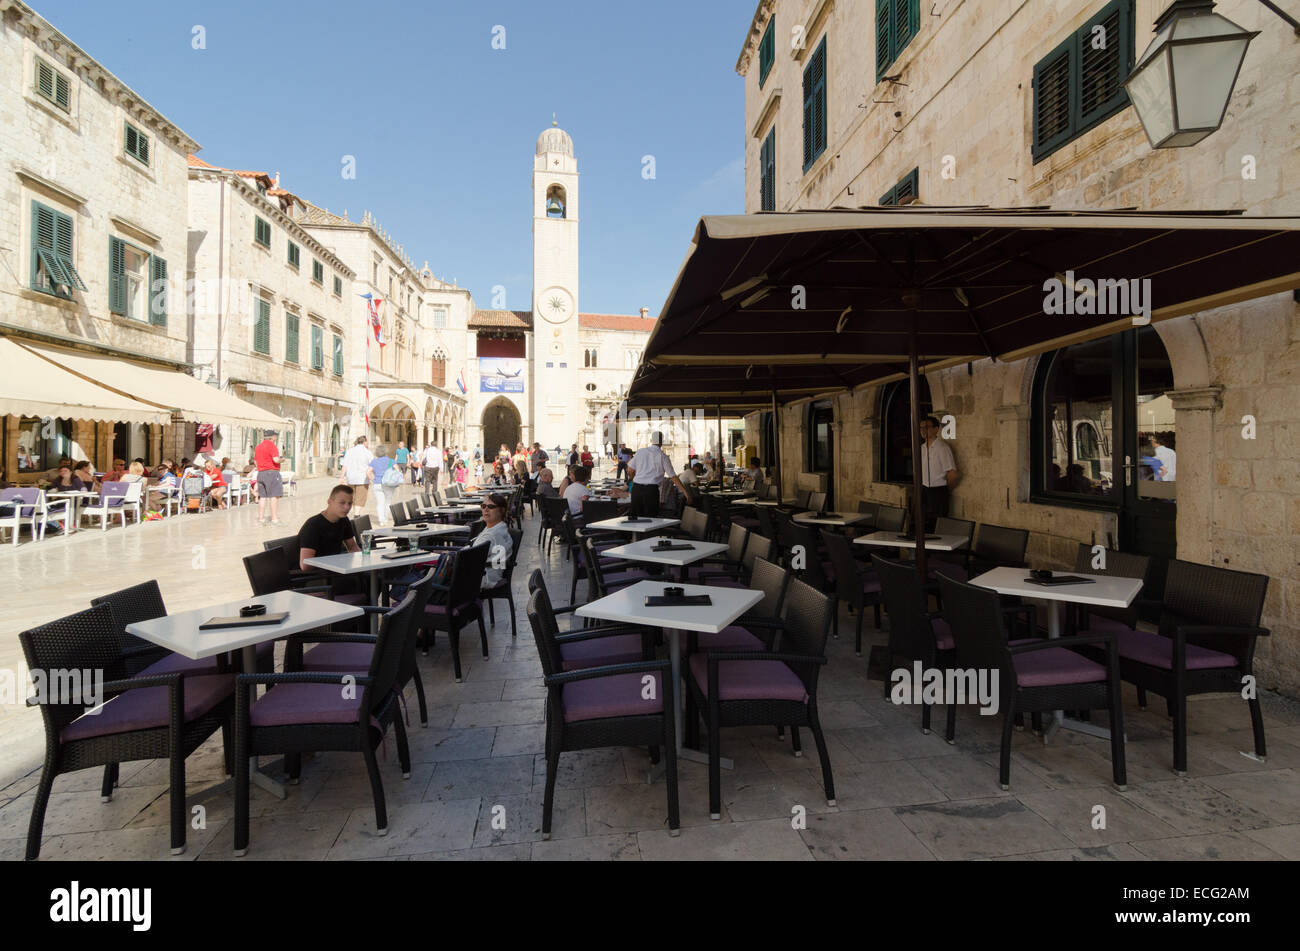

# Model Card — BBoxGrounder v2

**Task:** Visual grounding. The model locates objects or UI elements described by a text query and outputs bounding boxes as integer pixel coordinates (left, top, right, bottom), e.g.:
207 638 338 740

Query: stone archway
482 397 521 459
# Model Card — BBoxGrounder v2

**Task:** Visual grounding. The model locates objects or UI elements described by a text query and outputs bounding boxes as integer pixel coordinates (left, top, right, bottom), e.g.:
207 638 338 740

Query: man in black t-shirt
298 485 361 568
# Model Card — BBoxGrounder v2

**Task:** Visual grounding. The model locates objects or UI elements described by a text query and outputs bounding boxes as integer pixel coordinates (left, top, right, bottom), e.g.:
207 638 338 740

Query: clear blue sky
34 0 757 316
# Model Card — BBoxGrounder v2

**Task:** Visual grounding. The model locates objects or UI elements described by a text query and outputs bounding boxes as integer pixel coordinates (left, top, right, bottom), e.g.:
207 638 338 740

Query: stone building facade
186 157 355 476
0 0 198 478
735 0 1300 692
299 205 467 459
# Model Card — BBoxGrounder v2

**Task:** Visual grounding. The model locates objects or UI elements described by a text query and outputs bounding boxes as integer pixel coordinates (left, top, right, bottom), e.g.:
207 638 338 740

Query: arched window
584 348 598 368
330 424 341 456
881 377 932 483
546 184 567 218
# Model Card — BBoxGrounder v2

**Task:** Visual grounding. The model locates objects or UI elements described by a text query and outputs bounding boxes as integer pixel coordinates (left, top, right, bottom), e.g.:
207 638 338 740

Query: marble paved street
3 474 1300 860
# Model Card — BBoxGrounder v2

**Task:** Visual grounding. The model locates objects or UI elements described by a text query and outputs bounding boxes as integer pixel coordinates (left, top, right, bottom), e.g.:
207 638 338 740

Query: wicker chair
873 504 906 533
684 576 836 819
20 603 235 859
285 567 435 730
538 495 567 553
696 532 774 588
806 491 827 514
822 529 882 654
579 533 652 601
688 557 789 656
527 588 679 837
1091 559 1269 774
937 573 1127 790
685 523 748 582
874 555 957 740
233 589 420 855
527 569 654 670
581 497 620 525
419 542 491 682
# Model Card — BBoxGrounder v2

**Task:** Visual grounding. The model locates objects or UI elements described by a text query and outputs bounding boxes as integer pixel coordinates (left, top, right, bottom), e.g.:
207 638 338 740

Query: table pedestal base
240 645 288 800
1039 602 1124 746
655 627 734 783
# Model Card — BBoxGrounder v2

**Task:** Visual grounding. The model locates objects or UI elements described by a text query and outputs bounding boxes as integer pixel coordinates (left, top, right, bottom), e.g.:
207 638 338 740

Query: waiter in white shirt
626 432 688 518
918 414 958 530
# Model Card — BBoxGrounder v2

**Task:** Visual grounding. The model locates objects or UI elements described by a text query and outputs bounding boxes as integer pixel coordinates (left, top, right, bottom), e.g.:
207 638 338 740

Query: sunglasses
481 503 499 510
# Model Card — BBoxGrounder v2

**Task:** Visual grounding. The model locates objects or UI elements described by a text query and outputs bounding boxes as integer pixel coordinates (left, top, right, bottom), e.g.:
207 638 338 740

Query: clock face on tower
537 285 574 324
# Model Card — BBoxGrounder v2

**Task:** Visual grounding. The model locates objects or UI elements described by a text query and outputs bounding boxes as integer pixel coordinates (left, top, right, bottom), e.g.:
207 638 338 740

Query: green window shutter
288 242 299 267
760 128 776 211
53 212 85 290
802 53 816 168
54 71 70 109
333 275 342 296
312 325 324 369
35 59 54 98
875 0 892 81
285 313 299 363
124 122 149 164
1032 36 1076 161
759 19 775 88
108 236 126 312
148 256 167 325
896 167 919 203
312 259 323 283
254 299 271 354
802 38 826 170
333 335 343 375
1079 0 1132 128
879 184 897 205
255 217 270 247
32 202 68 291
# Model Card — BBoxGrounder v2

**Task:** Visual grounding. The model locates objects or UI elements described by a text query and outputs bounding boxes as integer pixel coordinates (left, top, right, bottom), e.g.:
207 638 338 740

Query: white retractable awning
19 342 287 429
0 337 170 425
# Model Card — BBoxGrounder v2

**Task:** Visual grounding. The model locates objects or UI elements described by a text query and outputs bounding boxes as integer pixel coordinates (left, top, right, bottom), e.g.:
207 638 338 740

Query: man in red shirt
253 430 283 525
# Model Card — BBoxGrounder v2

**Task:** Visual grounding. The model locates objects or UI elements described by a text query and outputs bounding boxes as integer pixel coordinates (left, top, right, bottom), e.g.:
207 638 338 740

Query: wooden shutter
802 52 816 168
285 312 299 363
149 256 167 325
288 242 299 267
759 19 775 87
895 168 919 204
333 275 342 296
811 40 827 162
875 0 892 81
313 259 323 283
108 236 126 312
1079 0 1131 127
36 59 54 98
879 184 897 206
760 128 776 211
32 203 69 290
54 72 70 109
255 298 271 353
53 211 85 290
333 335 344 375
1032 37 1075 160
312 325 324 369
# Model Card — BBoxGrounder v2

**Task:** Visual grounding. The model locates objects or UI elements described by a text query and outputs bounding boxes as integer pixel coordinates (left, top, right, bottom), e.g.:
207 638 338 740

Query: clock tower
533 120 581 451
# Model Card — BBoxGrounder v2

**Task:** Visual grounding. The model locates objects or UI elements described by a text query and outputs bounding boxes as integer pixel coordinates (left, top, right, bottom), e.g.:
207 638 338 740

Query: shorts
256 469 283 498
351 483 369 507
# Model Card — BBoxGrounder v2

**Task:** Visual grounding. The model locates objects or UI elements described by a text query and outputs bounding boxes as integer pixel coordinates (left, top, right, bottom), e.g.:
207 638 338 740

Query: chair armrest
737 617 785 632
555 625 647 643
26 672 179 705
290 584 335 596
285 632 379 646
543 658 670 686
1172 623 1270 639
705 650 827 670
1008 633 1115 654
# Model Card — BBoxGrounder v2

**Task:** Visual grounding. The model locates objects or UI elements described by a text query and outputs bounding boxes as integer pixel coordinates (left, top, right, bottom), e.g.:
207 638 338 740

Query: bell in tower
546 184 567 219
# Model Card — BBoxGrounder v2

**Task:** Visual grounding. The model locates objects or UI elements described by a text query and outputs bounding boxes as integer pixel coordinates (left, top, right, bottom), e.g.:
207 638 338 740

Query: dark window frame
758 17 776 88
801 35 828 172
880 167 919 205
880 377 932 485
876 0 921 83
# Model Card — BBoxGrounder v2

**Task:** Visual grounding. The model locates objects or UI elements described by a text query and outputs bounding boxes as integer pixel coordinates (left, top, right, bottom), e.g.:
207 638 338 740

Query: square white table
46 489 95 533
369 524 466 542
602 538 729 581
585 516 680 540
853 531 969 551
125 589 364 801
969 566 1142 742
304 549 449 632
418 505 479 517
794 511 869 528
576 580 763 781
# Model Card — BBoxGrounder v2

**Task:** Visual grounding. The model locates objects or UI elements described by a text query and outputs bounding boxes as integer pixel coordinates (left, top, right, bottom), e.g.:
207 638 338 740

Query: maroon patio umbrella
628 207 1300 574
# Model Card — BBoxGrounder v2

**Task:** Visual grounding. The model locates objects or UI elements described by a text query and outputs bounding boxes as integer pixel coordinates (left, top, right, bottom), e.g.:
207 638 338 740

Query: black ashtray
1030 569 1053 581
663 586 685 598
414 523 429 529
239 604 267 618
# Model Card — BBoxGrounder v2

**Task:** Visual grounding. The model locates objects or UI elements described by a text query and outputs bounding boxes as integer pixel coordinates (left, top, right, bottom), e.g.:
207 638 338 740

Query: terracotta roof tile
578 313 657 332
471 310 534 330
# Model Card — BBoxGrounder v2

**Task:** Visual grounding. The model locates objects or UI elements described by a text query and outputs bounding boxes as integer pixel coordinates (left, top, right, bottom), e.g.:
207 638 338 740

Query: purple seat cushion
560 634 644 671
249 682 366 727
603 569 651 587
136 641 272 678
861 575 881 595
688 654 808 702
701 575 746 589
930 617 955 651
1013 647 1107 688
1113 629 1239 671
562 671 663 722
425 602 477 617
695 625 765 652
61 673 233 742
1080 613 1135 637
301 641 374 672
332 592 369 606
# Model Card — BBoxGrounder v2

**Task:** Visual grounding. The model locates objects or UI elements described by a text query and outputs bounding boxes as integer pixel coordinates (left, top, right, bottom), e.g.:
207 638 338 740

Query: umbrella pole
716 403 723 488
771 389 782 501
908 324 928 579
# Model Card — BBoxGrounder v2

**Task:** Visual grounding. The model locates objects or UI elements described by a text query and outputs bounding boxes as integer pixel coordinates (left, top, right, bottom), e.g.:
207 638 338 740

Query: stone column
1169 385 1223 564
994 402 1032 514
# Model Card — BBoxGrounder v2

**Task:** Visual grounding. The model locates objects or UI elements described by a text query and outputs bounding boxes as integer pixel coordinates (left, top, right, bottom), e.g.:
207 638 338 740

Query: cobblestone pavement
2 472 1299 860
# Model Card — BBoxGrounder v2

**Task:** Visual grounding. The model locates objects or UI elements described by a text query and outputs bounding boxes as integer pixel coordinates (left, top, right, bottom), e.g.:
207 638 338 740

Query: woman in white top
475 492 514 589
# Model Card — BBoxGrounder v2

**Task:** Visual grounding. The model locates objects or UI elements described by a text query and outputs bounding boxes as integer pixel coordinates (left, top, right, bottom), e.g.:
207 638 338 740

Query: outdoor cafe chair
148 480 183 517
823 529 883 654
419 541 491 682
1067 545 1152 637
579 533 652 602
1083 559 1269 775
243 547 368 611
873 504 906 534
445 484 462 500
0 487 65 544
686 523 748 582
753 503 776 542
687 556 789 659
351 514 372 544
873 555 958 741
20 602 236 860
286 567 435 731
930 516 975 572
937 573 1128 790
81 482 132 531
806 491 828 514
582 497 620 525
698 532 774 588
479 527 524 637
234 589 419 855
527 569 654 671
684 576 836 819
527 588 679 838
